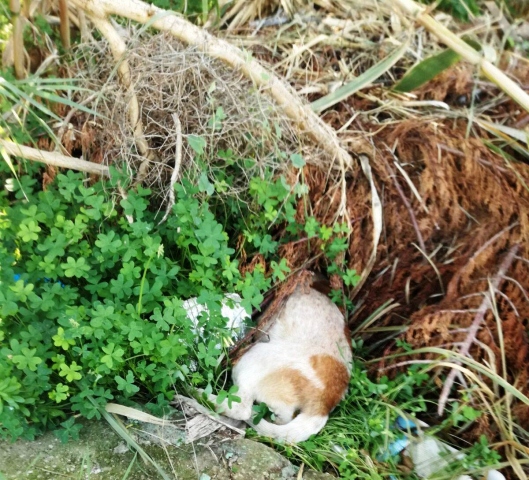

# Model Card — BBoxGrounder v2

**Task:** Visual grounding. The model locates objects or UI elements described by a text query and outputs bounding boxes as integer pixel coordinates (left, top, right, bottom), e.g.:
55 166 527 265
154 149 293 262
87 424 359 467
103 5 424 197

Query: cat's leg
201 385 254 421
204 341 274 422
264 401 297 425
251 412 328 443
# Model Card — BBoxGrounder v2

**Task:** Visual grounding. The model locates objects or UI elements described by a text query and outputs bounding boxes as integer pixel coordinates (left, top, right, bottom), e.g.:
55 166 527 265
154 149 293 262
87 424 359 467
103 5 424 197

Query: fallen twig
0 139 110 176
158 113 182 225
437 244 520 415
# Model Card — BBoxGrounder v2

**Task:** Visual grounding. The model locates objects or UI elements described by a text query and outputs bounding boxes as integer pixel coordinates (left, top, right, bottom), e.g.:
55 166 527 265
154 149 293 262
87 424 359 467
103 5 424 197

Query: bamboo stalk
0 139 110 176
9 0 25 79
392 0 529 114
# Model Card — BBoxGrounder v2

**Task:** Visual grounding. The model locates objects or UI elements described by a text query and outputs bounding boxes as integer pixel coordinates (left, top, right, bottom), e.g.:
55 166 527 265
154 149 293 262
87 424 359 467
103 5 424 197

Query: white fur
206 286 352 443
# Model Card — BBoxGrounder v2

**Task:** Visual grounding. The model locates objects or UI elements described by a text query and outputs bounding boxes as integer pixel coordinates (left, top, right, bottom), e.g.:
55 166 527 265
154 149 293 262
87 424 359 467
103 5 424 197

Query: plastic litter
13 273 65 287
382 416 506 480
184 293 250 345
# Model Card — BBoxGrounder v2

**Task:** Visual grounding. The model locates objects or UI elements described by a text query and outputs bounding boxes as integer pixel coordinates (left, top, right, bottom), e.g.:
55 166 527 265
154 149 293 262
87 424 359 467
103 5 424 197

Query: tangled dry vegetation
66 30 332 200
31 0 529 476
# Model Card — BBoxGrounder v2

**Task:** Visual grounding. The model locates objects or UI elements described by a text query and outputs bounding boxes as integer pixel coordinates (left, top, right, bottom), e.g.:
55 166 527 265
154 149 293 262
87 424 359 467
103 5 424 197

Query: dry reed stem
9 0 25 79
69 0 353 171
87 13 153 184
58 0 71 50
0 139 110 176
350 154 383 299
78 10 91 41
392 0 529 114
437 244 520 415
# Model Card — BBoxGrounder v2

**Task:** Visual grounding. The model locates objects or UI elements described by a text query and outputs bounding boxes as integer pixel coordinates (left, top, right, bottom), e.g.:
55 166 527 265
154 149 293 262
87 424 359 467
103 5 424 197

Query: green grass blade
202 0 208 23
121 452 138 480
1 79 62 121
0 141 28 200
478 119 529 147
2 75 103 120
17 77 82 85
350 299 398 336
0 84 22 103
0 146 19 178
36 90 103 118
311 41 409 113
87 396 172 480
393 48 462 92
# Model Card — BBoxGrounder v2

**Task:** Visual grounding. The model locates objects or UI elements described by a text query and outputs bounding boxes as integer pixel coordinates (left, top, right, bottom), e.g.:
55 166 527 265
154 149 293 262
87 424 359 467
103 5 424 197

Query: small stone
113 442 129 454
281 465 298 479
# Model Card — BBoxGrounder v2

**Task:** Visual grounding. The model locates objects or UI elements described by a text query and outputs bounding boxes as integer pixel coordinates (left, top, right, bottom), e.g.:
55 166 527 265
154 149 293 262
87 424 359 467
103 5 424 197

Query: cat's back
268 287 350 357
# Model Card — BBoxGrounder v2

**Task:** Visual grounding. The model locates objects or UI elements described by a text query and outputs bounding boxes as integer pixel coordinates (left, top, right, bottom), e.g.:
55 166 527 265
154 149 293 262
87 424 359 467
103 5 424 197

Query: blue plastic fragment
377 435 409 461
377 416 420 462
395 415 418 432
387 436 410 455
13 274 65 288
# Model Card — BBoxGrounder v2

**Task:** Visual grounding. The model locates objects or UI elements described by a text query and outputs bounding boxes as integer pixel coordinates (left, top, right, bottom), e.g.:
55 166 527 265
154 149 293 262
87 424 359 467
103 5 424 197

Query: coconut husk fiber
266 114 529 429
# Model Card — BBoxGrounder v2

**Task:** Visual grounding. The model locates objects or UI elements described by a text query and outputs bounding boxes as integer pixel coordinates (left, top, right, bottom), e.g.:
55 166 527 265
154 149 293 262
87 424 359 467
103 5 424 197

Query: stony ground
0 421 335 480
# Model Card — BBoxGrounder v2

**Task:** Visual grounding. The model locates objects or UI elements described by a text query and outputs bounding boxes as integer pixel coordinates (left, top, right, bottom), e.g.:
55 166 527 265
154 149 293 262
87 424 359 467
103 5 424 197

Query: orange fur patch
259 354 350 418
260 368 317 413
310 354 350 414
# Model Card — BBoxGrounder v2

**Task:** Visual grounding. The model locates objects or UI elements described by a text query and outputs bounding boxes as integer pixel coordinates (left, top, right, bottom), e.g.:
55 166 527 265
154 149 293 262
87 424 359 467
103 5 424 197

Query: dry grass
68 27 336 207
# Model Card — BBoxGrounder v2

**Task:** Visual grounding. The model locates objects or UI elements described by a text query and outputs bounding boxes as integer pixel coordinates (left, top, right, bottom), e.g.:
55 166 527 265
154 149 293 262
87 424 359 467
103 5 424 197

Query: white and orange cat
204 284 352 443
